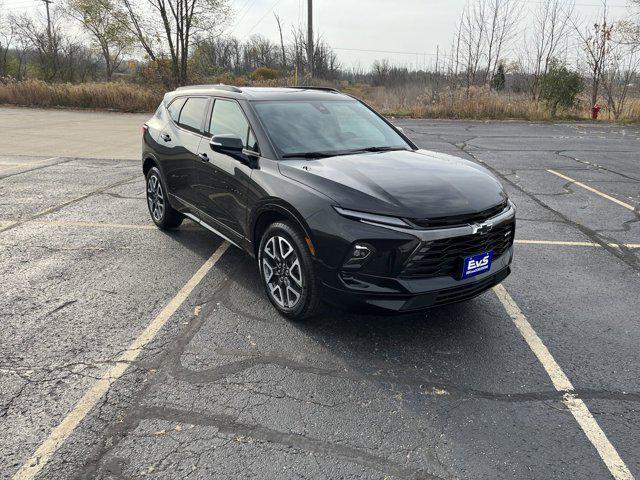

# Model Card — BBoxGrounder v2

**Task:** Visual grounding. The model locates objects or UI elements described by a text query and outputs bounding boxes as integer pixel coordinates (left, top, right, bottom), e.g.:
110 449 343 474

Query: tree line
0 0 338 86
0 0 639 118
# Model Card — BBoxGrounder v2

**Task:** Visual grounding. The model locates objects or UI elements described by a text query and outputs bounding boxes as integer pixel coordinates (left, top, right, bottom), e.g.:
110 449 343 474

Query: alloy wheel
147 174 165 222
261 235 303 309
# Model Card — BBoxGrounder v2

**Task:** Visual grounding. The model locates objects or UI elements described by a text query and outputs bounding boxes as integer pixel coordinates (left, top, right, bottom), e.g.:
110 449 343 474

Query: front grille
400 220 515 278
408 202 508 229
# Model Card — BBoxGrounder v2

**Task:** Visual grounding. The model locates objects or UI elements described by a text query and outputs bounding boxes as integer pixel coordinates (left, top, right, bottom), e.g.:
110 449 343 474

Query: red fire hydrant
591 104 601 120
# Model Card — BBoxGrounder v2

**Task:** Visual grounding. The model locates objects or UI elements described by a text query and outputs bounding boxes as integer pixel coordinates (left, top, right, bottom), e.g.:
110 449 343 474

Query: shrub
539 62 584 117
491 63 506 91
250 67 280 81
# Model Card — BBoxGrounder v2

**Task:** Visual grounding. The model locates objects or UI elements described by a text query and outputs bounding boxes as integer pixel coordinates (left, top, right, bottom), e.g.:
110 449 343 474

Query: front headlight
333 206 410 228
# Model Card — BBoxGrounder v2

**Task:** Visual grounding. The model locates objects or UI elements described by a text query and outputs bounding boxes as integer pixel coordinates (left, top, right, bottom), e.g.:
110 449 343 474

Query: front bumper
311 202 516 313
320 247 512 313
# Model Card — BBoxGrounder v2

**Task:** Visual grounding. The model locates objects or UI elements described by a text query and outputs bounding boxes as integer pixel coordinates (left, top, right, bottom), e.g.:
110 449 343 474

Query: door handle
198 153 209 162
160 133 171 142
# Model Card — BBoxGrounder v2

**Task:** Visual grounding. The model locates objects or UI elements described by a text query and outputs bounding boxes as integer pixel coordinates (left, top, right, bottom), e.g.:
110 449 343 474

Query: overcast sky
3 0 635 69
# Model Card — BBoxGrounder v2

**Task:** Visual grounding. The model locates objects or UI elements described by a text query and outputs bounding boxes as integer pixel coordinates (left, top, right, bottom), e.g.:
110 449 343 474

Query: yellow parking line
31 220 156 230
547 169 637 212
0 156 60 173
11 241 230 480
3 219 639 249
0 175 139 235
494 284 634 480
515 239 640 249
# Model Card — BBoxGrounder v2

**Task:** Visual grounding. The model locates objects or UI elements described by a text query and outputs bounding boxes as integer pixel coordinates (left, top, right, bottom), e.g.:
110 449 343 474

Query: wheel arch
251 202 314 259
142 154 160 177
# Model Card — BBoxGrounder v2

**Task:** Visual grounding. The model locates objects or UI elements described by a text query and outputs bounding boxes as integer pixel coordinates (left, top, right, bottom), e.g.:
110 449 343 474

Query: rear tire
146 167 183 229
258 221 322 321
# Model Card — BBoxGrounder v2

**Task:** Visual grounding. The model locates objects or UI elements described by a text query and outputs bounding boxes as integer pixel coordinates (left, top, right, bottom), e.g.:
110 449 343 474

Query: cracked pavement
1 110 639 479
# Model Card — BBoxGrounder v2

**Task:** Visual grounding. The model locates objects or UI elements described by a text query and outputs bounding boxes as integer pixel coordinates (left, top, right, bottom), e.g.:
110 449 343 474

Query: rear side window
209 99 256 151
167 98 185 122
177 97 208 133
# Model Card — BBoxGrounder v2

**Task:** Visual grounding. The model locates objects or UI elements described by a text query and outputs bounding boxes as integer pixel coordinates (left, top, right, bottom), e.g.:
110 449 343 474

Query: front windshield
252 99 411 157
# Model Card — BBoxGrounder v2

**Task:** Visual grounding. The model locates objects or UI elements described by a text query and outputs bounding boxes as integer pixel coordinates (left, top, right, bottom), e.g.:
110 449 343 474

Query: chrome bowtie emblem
472 222 493 235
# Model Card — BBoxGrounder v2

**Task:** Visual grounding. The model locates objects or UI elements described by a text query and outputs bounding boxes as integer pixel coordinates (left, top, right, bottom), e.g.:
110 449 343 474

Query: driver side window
209 99 259 153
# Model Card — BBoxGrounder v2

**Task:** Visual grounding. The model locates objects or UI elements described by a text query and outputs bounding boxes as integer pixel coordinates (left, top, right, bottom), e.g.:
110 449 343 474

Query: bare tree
574 4 614 106
618 2 640 48
13 10 63 81
6 13 30 79
457 1 486 90
601 37 639 119
274 12 286 72
450 15 463 77
65 0 133 80
0 4 15 76
483 0 521 84
525 0 574 98
117 0 230 86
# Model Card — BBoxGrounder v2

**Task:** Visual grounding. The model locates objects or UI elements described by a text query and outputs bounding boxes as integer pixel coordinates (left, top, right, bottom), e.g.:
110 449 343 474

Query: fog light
344 243 373 268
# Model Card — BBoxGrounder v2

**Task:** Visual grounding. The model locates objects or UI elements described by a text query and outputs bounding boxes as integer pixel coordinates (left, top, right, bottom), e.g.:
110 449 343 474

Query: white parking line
493 284 634 480
12 241 230 480
514 239 640 249
547 169 637 212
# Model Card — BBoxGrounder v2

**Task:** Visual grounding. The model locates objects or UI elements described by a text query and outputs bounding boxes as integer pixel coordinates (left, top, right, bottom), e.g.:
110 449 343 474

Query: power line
333 46 452 58
244 0 286 36
232 0 254 23
514 0 628 7
228 0 259 33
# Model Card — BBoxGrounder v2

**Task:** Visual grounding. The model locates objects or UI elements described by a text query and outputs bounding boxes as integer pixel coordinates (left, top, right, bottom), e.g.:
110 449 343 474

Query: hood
278 149 507 219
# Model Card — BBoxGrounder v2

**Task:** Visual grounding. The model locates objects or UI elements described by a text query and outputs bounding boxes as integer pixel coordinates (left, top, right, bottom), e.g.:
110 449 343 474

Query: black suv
143 85 515 320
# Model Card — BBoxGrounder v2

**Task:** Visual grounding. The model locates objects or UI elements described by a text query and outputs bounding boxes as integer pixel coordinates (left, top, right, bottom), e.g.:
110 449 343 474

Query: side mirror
210 134 244 153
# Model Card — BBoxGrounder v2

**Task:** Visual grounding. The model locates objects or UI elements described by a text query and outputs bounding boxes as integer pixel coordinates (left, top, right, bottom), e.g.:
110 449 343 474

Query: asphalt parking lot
1 107 639 480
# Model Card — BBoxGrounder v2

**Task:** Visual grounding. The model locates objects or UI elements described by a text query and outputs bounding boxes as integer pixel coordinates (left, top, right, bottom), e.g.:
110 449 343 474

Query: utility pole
307 0 313 78
41 0 53 46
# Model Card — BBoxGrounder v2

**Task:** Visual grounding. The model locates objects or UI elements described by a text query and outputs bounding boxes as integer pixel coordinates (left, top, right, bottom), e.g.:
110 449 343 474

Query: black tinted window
167 98 185 122
253 100 409 156
178 97 208 132
209 99 253 148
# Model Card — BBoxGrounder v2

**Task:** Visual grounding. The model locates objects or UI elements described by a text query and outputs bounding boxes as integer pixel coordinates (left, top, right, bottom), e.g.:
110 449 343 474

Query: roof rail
175 84 242 93
285 86 341 93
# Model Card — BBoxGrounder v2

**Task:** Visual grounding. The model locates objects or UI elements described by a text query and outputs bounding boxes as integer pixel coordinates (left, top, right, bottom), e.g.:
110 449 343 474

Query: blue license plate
461 250 494 279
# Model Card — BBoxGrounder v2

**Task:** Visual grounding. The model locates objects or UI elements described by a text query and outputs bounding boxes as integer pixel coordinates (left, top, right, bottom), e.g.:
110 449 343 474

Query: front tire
258 221 322 321
146 167 183 229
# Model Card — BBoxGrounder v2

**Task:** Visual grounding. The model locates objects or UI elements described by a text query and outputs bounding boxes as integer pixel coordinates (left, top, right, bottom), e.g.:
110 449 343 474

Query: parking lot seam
0 175 140 235
11 241 230 480
0 156 67 180
493 284 634 480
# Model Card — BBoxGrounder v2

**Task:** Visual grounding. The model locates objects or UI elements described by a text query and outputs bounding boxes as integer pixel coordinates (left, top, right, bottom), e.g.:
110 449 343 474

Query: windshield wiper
281 151 334 159
281 150 359 159
281 146 410 159
355 146 410 153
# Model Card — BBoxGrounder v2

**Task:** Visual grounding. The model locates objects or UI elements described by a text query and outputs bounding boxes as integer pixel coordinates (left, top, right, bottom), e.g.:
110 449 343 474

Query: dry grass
1 78 638 122
354 84 572 121
0 79 163 112
358 84 640 122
